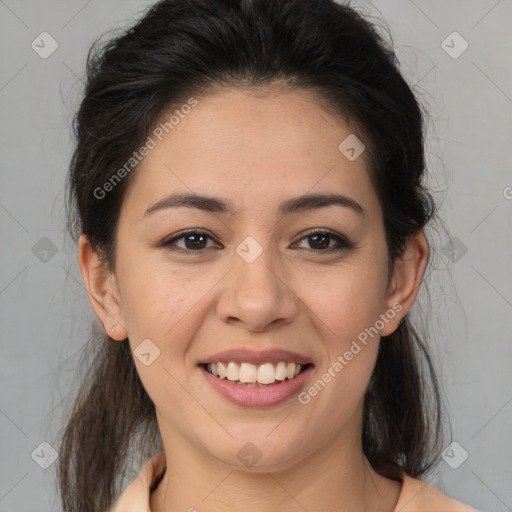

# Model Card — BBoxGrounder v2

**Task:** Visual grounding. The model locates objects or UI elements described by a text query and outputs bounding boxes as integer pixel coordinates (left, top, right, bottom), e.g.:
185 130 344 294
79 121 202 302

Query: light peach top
111 451 480 512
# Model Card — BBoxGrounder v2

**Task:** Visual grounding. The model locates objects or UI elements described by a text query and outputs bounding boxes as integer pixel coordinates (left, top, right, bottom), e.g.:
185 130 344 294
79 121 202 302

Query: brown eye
159 228 354 255
180 233 208 250
161 230 219 253
294 230 354 253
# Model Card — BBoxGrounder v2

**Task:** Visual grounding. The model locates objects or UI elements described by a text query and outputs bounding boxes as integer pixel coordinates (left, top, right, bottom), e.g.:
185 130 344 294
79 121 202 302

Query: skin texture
79 87 429 512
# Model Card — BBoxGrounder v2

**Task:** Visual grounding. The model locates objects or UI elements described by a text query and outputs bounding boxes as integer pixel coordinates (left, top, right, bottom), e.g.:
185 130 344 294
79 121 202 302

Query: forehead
121 87 379 220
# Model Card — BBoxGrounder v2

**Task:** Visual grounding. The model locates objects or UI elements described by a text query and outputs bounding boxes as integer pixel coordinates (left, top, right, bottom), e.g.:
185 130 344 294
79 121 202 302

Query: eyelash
159 228 355 255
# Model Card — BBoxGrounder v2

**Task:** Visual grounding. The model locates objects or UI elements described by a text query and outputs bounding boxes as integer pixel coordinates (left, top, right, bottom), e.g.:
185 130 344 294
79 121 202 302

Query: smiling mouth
200 361 313 386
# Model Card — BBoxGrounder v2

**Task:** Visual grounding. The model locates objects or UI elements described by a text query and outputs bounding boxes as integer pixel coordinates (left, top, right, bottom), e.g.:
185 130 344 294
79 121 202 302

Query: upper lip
198 348 314 366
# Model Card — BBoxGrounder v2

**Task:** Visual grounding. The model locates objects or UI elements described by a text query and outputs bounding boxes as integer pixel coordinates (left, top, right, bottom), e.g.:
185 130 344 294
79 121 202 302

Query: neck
150 411 401 512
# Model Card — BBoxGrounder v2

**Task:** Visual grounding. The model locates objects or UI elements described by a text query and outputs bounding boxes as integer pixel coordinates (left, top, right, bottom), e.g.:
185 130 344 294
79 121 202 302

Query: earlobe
380 230 429 337
77 234 128 340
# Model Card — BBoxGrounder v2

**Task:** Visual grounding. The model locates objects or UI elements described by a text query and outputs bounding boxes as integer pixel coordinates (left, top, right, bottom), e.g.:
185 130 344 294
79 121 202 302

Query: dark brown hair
59 0 446 510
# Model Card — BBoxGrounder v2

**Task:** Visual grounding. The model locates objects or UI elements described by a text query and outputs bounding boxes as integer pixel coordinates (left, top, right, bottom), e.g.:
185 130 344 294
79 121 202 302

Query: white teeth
239 362 257 382
217 362 227 379
226 362 239 381
275 361 288 380
206 363 219 377
204 361 305 384
257 363 275 384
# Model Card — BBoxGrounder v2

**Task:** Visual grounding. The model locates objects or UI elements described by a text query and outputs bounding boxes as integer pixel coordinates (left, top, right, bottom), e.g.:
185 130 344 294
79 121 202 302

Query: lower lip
200 365 314 407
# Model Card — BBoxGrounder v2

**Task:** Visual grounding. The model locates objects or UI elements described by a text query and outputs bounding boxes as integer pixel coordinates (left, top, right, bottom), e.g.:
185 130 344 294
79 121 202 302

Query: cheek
118 257 221 358
294 253 388 402
297 285 384 435
299 255 389 344
121 263 213 422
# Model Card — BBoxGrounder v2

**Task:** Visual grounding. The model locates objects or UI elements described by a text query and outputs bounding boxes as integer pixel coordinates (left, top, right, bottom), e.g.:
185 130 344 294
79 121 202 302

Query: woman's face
106 87 407 470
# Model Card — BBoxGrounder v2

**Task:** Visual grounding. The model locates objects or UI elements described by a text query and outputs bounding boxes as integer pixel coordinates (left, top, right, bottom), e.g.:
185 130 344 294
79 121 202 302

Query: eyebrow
144 192 364 218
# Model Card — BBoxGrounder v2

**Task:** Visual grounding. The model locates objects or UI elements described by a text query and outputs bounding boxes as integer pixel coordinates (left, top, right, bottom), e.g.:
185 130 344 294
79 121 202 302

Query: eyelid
158 229 221 251
295 227 352 243
158 227 355 253
292 228 355 251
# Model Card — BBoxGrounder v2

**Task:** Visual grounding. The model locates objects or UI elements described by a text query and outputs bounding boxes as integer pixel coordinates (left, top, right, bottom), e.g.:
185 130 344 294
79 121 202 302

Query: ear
77 234 128 341
380 230 429 337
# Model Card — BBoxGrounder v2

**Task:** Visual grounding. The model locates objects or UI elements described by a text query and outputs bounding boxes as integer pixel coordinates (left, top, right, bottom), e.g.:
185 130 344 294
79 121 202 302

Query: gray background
0 0 511 511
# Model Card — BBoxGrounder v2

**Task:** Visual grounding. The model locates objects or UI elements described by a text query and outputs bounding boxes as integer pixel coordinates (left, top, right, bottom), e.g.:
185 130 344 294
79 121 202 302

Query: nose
216 241 299 332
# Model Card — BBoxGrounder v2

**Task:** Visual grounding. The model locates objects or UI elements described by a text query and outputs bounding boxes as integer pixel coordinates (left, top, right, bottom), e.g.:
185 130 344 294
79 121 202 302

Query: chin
202 431 312 473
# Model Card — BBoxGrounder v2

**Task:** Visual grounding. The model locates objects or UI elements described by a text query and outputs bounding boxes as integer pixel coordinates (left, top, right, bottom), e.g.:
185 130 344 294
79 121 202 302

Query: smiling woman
58 1 479 512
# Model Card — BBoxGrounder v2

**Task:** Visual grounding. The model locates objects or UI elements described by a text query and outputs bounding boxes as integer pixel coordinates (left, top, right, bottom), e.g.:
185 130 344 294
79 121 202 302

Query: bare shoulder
394 473 480 512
